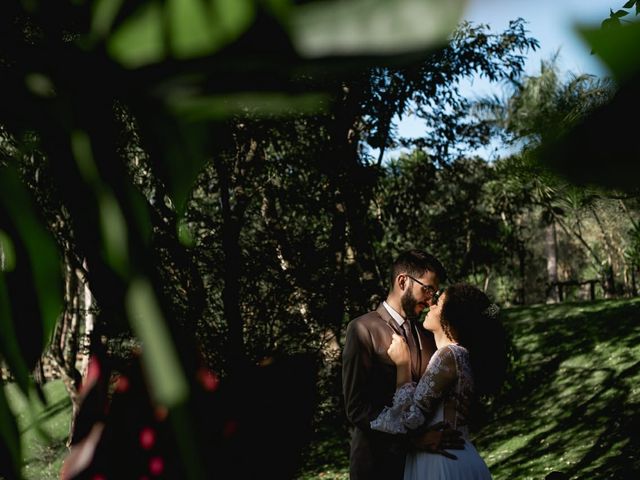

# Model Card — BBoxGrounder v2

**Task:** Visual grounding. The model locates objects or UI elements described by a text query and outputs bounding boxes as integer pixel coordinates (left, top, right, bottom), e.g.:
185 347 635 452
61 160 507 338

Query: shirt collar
382 301 406 327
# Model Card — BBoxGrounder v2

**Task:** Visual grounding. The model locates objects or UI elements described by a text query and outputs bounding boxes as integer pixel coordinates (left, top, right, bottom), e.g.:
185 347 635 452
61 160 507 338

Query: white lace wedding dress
371 344 492 479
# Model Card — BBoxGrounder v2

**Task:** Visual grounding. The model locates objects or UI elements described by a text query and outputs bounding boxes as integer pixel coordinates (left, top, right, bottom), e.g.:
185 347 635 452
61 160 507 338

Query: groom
342 249 462 480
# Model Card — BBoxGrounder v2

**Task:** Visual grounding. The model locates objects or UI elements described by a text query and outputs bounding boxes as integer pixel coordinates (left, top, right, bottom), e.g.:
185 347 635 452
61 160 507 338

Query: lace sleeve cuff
370 382 416 434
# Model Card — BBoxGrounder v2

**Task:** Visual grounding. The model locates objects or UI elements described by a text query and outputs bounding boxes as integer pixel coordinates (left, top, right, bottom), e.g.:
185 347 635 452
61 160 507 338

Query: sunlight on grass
472 298 640 480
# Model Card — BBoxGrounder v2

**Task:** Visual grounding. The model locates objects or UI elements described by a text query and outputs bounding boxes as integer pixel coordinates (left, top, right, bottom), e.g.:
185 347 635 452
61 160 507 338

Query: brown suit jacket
342 304 436 480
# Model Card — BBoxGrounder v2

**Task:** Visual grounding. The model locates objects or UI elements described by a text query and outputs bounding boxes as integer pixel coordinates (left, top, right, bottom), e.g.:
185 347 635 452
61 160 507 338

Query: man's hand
410 421 465 460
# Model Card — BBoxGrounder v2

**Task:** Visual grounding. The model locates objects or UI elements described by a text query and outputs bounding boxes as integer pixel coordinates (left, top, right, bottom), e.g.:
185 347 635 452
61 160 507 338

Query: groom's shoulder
349 305 385 326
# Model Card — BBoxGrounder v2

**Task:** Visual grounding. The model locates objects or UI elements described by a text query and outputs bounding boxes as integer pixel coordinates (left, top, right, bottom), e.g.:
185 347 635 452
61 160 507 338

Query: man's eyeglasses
406 274 441 302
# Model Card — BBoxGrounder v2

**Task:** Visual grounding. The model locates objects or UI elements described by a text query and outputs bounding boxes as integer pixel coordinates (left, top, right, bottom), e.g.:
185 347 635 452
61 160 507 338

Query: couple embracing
342 249 507 480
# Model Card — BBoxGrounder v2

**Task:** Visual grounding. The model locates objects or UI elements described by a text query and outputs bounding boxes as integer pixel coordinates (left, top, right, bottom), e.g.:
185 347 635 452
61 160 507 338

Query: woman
371 283 507 479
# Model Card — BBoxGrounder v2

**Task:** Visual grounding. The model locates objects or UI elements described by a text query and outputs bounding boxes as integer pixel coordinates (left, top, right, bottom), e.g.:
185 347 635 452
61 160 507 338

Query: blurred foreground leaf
292 0 467 57
579 20 640 83
126 277 189 408
0 167 62 344
540 20 640 191
0 385 21 480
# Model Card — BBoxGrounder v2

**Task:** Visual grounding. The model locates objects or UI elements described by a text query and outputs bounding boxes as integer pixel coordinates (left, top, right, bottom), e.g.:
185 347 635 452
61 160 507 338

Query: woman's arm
371 346 458 433
407 346 457 428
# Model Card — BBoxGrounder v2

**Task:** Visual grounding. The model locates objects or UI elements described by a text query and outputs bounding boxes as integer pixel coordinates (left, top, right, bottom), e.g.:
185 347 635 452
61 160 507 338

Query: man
342 249 462 480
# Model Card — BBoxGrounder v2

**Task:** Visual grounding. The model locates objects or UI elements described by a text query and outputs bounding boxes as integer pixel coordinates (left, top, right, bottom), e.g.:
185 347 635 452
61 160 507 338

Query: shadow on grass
474 298 640 479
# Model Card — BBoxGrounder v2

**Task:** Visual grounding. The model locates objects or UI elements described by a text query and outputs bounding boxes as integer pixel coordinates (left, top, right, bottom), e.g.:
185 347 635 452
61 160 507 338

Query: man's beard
401 289 420 321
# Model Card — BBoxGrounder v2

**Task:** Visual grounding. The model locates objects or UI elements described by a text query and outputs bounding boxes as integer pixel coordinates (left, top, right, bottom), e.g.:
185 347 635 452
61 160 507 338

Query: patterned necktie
401 319 419 381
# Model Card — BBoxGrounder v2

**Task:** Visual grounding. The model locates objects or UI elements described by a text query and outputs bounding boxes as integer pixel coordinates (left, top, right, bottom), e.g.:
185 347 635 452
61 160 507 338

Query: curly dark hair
440 283 508 397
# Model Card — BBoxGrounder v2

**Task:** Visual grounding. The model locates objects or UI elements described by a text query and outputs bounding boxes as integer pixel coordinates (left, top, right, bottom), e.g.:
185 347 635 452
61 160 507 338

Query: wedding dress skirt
404 439 491 479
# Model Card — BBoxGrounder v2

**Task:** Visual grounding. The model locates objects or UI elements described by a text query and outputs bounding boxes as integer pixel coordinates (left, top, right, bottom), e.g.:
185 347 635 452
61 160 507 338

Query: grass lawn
471 297 640 480
4 298 640 479
3 380 71 480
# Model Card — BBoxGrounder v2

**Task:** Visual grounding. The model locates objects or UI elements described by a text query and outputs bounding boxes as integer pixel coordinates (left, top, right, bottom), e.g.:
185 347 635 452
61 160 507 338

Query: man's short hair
389 249 447 289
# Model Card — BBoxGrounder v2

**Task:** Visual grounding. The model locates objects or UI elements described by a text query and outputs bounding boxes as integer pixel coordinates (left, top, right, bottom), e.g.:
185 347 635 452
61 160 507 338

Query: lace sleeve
370 346 458 434
370 382 416 434
413 346 457 421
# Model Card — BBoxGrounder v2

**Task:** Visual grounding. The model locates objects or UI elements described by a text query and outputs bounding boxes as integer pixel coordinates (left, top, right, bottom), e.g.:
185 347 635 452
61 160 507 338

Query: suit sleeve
342 319 375 432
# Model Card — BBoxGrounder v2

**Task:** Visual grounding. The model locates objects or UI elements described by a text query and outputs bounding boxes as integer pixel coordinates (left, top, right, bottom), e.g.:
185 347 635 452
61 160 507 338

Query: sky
392 0 623 159
464 0 615 80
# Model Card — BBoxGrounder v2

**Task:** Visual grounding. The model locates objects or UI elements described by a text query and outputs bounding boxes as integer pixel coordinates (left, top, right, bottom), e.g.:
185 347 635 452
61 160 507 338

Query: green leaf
210 0 255 36
0 274 31 394
108 0 256 67
0 167 62 351
71 129 99 183
167 91 330 121
0 230 16 272
177 217 195 248
99 190 130 278
0 385 22 480
92 0 125 38
143 117 209 215
126 277 189 408
578 21 640 83
623 0 636 9
291 0 467 57
167 0 255 59
263 0 291 22
613 9 629 18
24 73 55 98
108 1 165 68
168 0 217 58
601 17 619 30
126 184 153 245
70 130 131 276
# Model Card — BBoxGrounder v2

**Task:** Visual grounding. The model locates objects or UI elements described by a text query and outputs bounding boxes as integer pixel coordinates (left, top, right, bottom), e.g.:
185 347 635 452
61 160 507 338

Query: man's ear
397 274 406 291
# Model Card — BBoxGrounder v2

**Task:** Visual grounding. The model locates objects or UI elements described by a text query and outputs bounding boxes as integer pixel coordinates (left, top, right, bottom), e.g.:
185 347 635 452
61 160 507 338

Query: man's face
401 270 439 320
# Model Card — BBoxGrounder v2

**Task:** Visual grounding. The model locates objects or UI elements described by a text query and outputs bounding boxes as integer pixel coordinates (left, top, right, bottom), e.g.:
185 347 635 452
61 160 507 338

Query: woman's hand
387 333 410 367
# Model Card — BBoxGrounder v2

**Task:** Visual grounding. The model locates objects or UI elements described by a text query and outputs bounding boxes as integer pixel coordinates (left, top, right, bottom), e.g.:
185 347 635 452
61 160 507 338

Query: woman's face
423 292 445 333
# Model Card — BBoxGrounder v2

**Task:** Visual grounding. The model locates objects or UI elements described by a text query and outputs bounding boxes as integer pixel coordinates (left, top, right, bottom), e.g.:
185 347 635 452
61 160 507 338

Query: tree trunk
517 241 526 305
213 135 262 372
45 255 94 446
323 81 384 313
545 221 560 303
589 205 617 298
602 263 616 298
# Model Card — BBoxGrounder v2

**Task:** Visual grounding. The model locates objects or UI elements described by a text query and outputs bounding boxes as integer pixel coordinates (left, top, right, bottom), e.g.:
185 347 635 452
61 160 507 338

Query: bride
371 283 507 479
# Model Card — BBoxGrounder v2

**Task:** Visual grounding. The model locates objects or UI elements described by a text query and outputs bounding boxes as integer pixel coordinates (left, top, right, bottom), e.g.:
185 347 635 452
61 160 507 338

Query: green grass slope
474 298 640 480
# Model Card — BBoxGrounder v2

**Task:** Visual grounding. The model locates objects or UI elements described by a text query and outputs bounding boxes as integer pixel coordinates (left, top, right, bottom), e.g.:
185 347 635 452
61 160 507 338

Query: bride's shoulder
439 343 469 360
437 343 466 352
432 344 459 361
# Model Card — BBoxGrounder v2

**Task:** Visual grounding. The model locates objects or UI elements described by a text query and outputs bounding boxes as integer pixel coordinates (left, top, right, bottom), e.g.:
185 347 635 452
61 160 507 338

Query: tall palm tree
474 57 615 301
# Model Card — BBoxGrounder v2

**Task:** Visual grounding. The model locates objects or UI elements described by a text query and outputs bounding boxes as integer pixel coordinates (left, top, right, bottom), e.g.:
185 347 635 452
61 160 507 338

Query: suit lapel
376 304 423 381
376 304 402 336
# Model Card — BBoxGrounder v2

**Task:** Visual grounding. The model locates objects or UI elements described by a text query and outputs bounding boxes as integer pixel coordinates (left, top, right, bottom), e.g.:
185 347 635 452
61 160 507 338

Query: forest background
1 0 639 479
